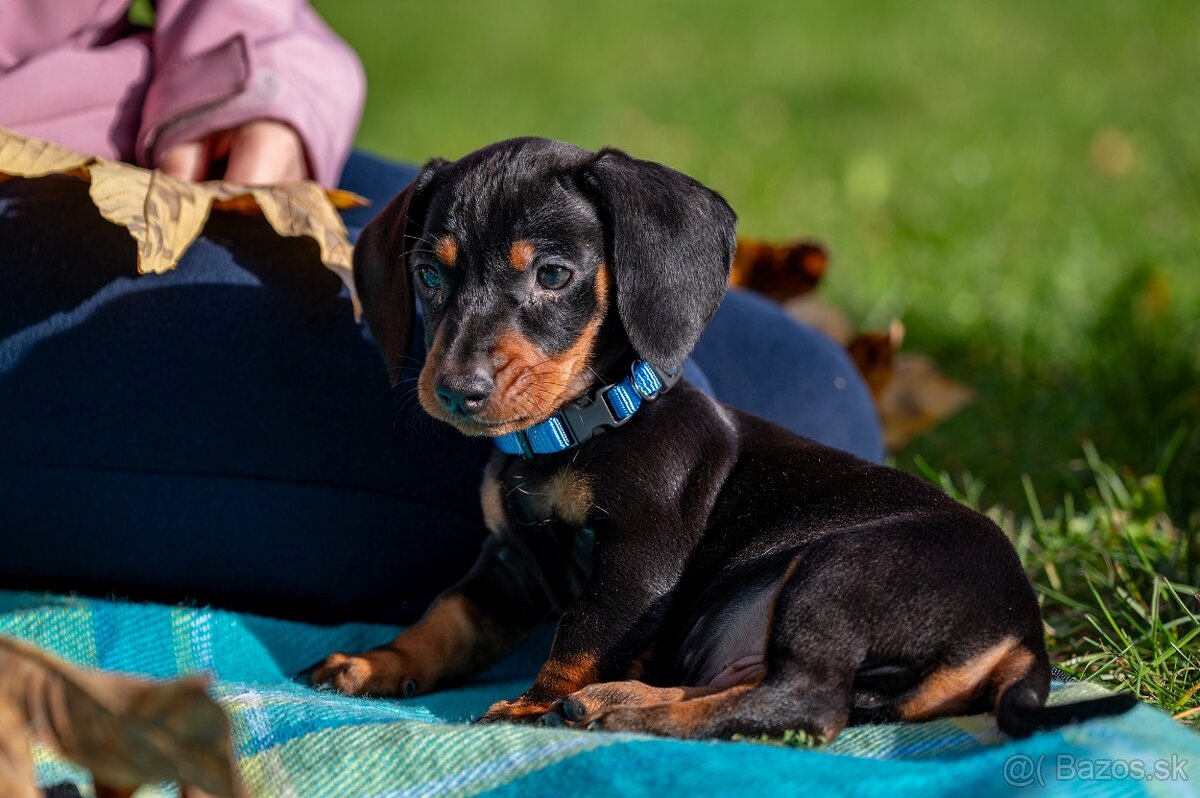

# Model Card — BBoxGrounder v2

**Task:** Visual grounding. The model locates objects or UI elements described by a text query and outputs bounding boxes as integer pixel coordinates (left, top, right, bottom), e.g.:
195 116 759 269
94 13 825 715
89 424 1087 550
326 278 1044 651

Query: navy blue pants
0 153 881 623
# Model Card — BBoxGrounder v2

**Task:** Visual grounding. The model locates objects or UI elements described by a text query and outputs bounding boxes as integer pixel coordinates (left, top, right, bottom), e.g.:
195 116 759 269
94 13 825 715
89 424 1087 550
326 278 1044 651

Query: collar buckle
495 359 680 458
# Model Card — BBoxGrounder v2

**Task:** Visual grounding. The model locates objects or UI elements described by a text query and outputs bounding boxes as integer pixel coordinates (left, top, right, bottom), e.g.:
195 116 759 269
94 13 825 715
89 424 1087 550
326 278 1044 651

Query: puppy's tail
996 668 1138 738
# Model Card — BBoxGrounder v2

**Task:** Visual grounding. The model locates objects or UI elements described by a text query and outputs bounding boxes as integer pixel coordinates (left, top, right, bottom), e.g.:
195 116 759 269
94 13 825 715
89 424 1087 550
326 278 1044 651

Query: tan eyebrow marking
435 236 458 266
509 240 535 271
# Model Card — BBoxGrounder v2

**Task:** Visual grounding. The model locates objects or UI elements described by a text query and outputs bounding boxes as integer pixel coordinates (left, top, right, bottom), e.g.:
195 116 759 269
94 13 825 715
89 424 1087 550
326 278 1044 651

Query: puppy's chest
482 457 599 605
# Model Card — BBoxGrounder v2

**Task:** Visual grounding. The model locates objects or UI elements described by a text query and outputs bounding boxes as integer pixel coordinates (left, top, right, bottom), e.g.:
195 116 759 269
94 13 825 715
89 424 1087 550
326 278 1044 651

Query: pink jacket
0 0 365 186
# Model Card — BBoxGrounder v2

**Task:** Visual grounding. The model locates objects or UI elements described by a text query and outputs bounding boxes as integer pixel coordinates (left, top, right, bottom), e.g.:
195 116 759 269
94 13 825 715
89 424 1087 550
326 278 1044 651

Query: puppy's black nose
435 371 494 416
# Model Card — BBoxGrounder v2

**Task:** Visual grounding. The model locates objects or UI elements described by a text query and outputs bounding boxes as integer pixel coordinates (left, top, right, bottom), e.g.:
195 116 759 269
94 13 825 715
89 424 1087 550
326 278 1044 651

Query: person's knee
780 326 884 462
692 290 883 462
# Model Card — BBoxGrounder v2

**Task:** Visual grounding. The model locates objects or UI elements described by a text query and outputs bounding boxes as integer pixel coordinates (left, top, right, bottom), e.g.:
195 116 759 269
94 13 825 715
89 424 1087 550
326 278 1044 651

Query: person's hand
158 119 309 183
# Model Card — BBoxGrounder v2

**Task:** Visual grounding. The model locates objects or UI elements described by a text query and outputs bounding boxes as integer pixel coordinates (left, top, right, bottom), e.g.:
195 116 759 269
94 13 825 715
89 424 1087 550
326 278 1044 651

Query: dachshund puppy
312 138 1133 740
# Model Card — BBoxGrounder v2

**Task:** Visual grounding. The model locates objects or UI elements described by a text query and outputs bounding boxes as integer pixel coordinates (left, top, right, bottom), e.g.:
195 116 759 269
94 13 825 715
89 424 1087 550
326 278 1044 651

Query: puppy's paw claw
560 698 588 723
536 709 566 727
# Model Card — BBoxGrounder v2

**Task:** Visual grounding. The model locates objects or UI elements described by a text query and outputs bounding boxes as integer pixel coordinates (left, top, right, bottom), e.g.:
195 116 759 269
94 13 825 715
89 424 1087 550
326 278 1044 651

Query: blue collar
494 360 679 458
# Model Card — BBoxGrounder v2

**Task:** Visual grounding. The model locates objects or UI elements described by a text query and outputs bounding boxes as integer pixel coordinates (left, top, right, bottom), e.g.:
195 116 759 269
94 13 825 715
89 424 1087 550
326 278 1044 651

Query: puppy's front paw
538 687 622 727
310 649 424 698
546 680 677 726
476 696 556 725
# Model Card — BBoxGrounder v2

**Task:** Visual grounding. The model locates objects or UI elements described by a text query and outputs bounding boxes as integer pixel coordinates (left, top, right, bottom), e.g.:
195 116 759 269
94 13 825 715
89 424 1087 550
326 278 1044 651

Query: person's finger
157 139 210 181
223 121 307 184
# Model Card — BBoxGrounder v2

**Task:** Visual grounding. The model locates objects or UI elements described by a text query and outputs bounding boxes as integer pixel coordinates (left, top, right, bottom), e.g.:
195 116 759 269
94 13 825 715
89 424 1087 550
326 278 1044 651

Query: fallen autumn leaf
0 127 365 311
89 159 215 276
0 636 246 798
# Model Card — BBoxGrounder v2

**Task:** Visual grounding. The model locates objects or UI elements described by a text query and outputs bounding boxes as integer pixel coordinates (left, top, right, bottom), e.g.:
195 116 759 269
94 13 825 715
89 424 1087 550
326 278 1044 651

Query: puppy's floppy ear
578 148 737 371
353 158 448 383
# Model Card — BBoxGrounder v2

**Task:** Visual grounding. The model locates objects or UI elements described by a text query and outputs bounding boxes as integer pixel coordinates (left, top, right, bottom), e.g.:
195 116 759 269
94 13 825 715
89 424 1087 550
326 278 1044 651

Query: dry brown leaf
0 132 90 178
325 188 370 210
0 127 365 310
847 321 905 400
89 160 217 275
878 353 976 450
730 238 828 301
1090 127 1135 176
0 701 37 798
0 636 246 798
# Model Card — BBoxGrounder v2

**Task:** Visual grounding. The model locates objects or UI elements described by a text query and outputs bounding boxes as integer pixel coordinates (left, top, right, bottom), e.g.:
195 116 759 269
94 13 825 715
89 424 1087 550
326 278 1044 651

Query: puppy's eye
536 264 572 290
417 266 442 290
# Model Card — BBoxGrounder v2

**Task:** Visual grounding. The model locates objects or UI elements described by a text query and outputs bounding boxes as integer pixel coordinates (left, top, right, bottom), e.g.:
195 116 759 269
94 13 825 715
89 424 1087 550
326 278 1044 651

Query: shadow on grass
896 265 1200 540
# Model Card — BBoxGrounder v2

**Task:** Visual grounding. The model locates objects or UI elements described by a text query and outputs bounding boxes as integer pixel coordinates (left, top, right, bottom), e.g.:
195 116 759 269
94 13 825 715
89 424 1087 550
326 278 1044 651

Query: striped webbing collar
494 360 679 458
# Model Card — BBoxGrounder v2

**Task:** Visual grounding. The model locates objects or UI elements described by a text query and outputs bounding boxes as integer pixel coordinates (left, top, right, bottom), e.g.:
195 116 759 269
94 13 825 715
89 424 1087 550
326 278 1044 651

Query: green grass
733 729 826 749
313 1 1200 722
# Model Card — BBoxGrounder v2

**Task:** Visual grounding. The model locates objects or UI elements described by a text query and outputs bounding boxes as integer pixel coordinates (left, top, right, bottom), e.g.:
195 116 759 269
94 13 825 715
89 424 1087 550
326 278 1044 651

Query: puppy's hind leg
586 552 864 742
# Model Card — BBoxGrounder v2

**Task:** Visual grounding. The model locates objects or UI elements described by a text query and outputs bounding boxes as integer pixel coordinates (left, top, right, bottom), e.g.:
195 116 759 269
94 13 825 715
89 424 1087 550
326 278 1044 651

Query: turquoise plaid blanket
3 591 1196 797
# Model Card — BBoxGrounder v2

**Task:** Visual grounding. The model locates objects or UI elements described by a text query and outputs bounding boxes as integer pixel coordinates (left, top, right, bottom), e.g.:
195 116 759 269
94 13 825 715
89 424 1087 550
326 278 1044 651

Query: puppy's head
354 137 736 436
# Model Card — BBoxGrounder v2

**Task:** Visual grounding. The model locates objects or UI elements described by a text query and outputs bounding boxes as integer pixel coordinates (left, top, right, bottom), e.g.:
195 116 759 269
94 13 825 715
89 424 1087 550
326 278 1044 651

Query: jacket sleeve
136 0 365 186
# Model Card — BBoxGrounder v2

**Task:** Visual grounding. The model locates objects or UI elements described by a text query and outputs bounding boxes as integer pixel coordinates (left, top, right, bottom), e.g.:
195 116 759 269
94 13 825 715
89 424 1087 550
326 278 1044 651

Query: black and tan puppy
312 138 1133 740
